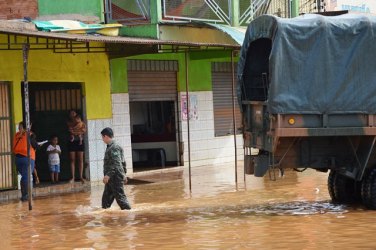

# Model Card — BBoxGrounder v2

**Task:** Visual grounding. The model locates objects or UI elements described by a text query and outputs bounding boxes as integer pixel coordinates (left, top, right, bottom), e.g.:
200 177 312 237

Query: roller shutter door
212 62 242 136
128 60 178 101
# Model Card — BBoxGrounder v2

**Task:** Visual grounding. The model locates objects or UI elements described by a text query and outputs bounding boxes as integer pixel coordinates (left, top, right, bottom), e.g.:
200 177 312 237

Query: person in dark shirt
101 127 131 210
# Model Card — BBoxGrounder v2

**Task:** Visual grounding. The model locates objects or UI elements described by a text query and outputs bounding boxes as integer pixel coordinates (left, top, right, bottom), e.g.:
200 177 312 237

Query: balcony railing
162 0 232 24
299 0 324 14
264 0 290 17
162 0 278 25
104 0 150 24
239 0 272 24
104 0 321 26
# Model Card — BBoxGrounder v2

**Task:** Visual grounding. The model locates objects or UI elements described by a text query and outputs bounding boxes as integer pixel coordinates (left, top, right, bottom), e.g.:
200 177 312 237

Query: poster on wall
181 94 198 121
326 0 376 14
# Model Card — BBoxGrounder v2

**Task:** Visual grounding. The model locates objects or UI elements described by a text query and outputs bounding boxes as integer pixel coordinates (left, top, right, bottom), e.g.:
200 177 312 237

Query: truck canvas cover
238 14 376 115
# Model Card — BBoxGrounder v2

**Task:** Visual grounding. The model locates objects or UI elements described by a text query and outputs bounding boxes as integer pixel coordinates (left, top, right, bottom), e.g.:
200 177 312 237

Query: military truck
237 14 376 209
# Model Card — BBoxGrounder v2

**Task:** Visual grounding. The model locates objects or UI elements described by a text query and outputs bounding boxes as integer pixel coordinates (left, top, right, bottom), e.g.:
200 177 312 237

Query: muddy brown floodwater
1 164 376 250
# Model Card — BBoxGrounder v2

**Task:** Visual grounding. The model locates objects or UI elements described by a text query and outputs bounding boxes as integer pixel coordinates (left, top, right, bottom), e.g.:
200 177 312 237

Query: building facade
1 0 308 190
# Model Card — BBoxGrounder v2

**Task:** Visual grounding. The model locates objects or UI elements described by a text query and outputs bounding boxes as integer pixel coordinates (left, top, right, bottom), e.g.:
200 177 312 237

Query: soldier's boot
120 197 131 210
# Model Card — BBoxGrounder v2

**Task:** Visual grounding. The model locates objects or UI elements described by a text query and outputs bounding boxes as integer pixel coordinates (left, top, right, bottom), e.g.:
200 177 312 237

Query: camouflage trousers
102 175 131 210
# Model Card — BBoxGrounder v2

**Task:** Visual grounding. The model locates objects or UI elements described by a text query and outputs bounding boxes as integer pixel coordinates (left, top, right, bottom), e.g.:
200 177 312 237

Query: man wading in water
101 127 131 210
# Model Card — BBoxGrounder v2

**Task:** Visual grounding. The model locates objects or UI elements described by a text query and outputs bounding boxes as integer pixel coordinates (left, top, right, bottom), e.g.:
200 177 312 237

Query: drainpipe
23 44 33 211
230 0 240 27
291 0 300 17
185 51 192 192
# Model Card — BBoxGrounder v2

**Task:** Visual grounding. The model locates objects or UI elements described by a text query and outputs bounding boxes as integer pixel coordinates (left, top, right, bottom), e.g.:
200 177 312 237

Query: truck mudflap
244 152 270 177
253 154 269 177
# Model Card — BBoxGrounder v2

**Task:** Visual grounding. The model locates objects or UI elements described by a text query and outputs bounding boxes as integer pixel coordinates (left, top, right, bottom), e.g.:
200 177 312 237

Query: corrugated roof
0 27 240 49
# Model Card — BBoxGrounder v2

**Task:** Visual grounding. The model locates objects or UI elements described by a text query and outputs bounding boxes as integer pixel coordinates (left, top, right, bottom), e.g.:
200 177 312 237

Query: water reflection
1 166 376 249
240 201 347 216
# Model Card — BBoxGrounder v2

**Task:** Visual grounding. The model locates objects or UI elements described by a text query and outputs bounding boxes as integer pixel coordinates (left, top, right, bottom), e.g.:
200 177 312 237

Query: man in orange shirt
13 121 37 201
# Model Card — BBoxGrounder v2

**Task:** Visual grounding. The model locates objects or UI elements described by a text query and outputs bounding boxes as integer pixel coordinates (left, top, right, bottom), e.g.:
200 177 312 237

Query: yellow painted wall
0 40 112 123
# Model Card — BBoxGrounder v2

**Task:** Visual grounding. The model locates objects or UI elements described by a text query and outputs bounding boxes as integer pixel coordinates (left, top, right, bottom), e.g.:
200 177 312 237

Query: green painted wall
110 58 127 93
38 0 104 21
187 50 235 91
110 50 235 93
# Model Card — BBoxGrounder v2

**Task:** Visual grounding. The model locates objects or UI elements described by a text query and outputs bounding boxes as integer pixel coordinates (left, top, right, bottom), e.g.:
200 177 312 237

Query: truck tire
328 170 337 201
328 170 360 204
361 168 376 209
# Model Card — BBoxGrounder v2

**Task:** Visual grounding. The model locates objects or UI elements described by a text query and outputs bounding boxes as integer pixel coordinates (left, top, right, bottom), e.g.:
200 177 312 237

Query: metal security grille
299 0 320 14
163 0 231 24
212 62 242 137
0 82 14 190
105 0 150 24
34 89 81 112
239 0 270 25
238 0 323 24
265 0 290 17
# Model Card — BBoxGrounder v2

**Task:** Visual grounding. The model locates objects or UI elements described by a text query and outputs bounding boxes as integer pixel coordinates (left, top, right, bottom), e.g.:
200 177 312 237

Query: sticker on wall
181 94 198 121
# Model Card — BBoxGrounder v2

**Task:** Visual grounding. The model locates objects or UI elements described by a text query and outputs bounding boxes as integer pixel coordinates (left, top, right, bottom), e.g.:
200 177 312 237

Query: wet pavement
1 164 376 249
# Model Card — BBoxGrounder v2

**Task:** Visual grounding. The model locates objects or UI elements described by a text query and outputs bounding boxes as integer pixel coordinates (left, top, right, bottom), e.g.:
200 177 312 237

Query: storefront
0 26 240 190
127 59 180 170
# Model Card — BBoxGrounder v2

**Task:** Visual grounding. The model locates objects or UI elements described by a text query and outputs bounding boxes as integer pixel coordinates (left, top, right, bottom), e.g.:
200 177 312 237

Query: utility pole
23 44 32 211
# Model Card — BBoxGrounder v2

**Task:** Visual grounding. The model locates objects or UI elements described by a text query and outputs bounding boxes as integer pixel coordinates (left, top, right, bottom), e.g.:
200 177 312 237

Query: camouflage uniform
102 140 131 210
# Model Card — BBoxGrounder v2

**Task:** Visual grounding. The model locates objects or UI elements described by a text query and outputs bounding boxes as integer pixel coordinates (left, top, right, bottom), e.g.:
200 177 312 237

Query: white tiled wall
86 93 133 183
87 91 242 181
87 118 112 182
179 91 243 167
111 93 133 175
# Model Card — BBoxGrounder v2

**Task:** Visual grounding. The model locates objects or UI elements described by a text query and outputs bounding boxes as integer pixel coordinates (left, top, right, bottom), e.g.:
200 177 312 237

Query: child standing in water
47 135 61 183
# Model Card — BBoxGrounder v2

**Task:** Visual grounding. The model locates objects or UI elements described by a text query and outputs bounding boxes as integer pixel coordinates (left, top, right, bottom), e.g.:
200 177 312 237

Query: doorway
127 60 181 171
130 100 179 171
24 82 84 182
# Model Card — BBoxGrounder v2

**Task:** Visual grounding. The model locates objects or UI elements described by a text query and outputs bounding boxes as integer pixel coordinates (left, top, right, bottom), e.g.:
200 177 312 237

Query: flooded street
1 165 376 249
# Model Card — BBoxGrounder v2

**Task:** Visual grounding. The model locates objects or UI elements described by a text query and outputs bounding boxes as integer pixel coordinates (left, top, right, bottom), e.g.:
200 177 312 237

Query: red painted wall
0 0 38 19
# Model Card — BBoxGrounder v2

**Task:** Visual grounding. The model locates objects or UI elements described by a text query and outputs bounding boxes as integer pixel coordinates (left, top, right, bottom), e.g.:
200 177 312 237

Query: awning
0 26 240 57
205 23 246 46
